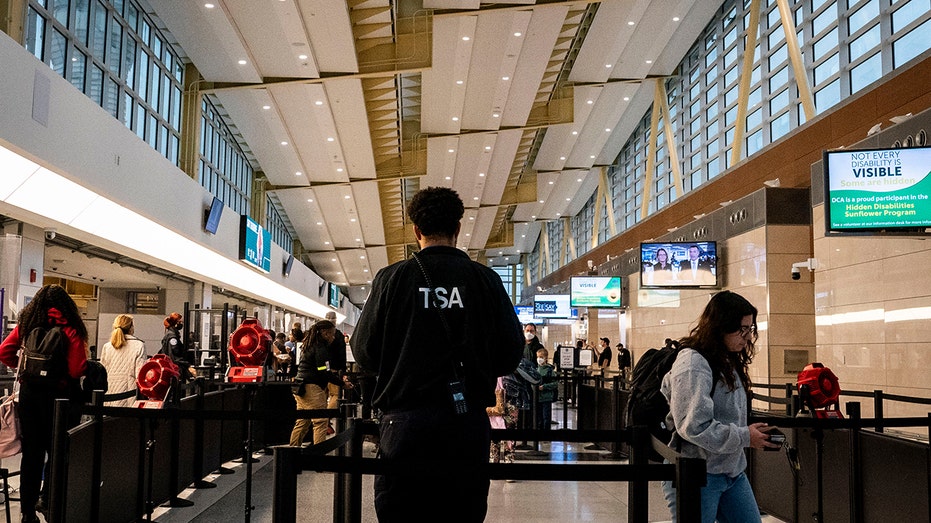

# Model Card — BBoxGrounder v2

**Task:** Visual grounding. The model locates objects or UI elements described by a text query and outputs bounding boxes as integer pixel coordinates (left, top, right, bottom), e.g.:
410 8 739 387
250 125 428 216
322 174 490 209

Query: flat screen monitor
640 241 718 288
283 254 295 277
204 197 223 234
533 294 577 319
514 305 534 324
239 216 272 273
823 146 931 235
327 282 340 309
569 276 622 308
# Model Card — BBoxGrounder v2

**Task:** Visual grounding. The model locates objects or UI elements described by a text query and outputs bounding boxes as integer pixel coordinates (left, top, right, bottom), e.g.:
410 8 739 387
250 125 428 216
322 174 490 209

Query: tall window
199 97 253 216
26 0 184 165
531 0 931 273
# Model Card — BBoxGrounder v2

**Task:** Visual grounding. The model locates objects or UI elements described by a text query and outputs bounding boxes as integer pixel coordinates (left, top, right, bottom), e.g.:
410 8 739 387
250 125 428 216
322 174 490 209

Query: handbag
0 394 21 458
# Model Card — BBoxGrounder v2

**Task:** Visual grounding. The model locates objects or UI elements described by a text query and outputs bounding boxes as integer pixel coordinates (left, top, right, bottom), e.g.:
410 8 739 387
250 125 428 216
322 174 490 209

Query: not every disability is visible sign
240 215 272 273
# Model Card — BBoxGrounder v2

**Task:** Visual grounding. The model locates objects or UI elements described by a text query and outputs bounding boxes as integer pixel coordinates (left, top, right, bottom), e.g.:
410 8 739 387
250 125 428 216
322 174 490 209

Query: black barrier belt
80 405 342 422
750 414 931 430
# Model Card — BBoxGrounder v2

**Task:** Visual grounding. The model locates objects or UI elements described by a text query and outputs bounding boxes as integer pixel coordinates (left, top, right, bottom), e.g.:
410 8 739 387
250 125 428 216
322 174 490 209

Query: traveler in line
352 187 523 522
0 284 88 523
660 290 779 522
289 320 352 446
99 314 147 407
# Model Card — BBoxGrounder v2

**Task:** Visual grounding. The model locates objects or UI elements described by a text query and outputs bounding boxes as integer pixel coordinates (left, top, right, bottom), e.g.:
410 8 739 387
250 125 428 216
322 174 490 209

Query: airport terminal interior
1 0 931 521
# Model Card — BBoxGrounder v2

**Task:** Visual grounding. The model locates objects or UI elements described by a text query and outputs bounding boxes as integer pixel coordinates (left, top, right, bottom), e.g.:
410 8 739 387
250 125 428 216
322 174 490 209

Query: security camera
791 258 819 280
44 228 57 240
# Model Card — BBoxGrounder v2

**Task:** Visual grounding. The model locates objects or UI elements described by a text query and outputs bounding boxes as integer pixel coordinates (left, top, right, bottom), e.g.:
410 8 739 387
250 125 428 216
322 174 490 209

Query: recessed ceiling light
331 258 337 262
571 131 578 135
445 176 451 180
531 215 536 219
262 105 271 110
295 171 302 176
627 21 635 26
502 76 509 81
479 173 485 177
316 222 322 225
462 36 470 41
586 100 593 104
360 255 366 259
466 233 471 237
548 181 554 185
605 128 612 132
456 80 464 85
336 167 344 172
673 17 680 22
314 100 323 106
499 251 503 256
646 60 653 64
204 3 215 8
590 155 596 159
327 137 334 142
521 234 526 238
452 116 459 121
492 113 500 118
324 241 330 245
538 200 544 203
623 97 630 101
577 178 582 182
556 213 561 217
565 198 571 201
364 269 369 273
307 198 313 202
350 218 357 222
298 55 308 61
280 141 288 145
605 64 612 68
560 156 566 160
473 196 479 200
238 59 247 65
337 271 342 275
484 146 491 150
355 238 361 242
469 216 475 220
514 32 522 37
344 195 351 199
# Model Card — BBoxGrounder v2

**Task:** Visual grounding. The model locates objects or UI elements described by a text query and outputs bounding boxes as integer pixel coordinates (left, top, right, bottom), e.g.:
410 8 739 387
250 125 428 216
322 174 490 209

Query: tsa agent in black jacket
289 320 351 446
352 187 524 523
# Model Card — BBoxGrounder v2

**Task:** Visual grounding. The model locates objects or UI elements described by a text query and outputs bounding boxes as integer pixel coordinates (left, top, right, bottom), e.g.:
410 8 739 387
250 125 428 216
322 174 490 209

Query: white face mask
524 331 535 341
536 357 546 365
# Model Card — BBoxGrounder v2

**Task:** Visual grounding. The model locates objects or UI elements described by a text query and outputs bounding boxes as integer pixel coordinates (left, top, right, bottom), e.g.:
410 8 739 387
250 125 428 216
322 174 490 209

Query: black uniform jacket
352 245 523 412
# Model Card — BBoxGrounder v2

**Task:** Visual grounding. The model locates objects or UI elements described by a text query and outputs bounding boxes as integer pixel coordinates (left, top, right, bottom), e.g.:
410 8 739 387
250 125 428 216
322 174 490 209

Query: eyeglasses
736 325 756 337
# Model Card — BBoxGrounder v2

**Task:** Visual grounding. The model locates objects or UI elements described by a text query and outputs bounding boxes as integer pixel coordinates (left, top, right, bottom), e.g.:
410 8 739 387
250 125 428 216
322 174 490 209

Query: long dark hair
18 284 88 343
679 290 757 392
304 320 335 348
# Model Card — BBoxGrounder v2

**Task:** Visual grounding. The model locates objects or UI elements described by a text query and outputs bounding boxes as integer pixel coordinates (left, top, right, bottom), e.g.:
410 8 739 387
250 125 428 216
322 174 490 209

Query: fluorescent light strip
0 145 341 322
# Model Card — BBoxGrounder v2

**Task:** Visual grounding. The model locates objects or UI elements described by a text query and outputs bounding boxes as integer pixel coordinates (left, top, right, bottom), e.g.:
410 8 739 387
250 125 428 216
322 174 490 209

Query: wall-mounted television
204 197 223 234
640 241 718 288
239 216 272 273
327 282 340 309
533 294 578 319
283 254 295 278
824 146 931 235
514 305 534 324
569 276 622 308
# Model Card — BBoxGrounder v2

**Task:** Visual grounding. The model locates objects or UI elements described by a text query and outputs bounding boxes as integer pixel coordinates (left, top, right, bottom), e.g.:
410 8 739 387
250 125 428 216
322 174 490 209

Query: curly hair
18 284 88 343
304 320 335 348
679 290 757 392
406 186 464 238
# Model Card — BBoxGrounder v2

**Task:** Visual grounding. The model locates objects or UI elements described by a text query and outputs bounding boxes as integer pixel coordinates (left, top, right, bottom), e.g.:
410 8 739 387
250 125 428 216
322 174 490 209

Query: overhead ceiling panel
424 135 460 188
569 0 651 83
451 134 496 207
425 0 480 8
300 0 359 73
458 207 480 250
562 168 599 217
326 78 378 180
313 185 365 250
213 90 306 187
566 82 639 168
481 130 523 205
224 0 321 78
271 187 329 250
534 84 602 171
421 16 476 134
467 206 499 251
460 10 530 130
352 180 386 245
270 83 348 184
147 0 260 83
500 6 568 127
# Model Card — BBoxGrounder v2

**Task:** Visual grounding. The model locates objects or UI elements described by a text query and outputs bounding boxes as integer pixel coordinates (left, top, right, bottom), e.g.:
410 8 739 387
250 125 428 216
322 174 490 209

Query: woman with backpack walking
659 290 780 523
0 284 88 523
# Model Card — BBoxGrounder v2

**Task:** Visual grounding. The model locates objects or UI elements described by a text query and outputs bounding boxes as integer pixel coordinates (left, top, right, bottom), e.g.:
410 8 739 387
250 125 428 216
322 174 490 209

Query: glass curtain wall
530 0 931 278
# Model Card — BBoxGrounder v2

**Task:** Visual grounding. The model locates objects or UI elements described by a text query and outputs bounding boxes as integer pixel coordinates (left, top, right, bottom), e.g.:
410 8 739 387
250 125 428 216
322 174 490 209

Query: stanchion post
90 390 105 522
48 398 70 523
562 369 569 429
627 425 649 523
334 403 349 520
272 445 300 523
873 390 884 433
191 377 215 489
346 417 364 523
785 383 794 417
676 457 706 523
847 402 863 523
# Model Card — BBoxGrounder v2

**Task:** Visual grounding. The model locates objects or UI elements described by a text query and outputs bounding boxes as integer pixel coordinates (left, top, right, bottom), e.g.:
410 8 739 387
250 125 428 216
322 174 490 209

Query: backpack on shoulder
19 326 69 382
626 345 682 447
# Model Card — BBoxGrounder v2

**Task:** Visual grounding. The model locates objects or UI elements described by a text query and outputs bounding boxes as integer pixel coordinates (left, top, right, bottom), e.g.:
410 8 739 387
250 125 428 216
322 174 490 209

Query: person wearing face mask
522 323 544 362
534 348 558 430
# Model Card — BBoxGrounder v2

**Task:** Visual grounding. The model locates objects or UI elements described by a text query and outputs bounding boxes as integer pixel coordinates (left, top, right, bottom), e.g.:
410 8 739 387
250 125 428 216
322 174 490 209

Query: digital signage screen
640 241 718 288
327 282 341 309
533 294 577 319
514 305 534 324
204 197 223 234
569 276 622 308
239 216 272 273
824 146 931 235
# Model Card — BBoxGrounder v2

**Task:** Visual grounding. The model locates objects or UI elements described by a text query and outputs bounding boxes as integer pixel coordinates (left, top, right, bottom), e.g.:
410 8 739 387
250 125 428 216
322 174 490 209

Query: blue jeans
662 471 761 523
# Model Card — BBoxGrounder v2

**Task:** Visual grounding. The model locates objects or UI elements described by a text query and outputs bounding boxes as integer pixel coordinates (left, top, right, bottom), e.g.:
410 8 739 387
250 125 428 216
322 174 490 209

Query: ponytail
110 314 134 349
